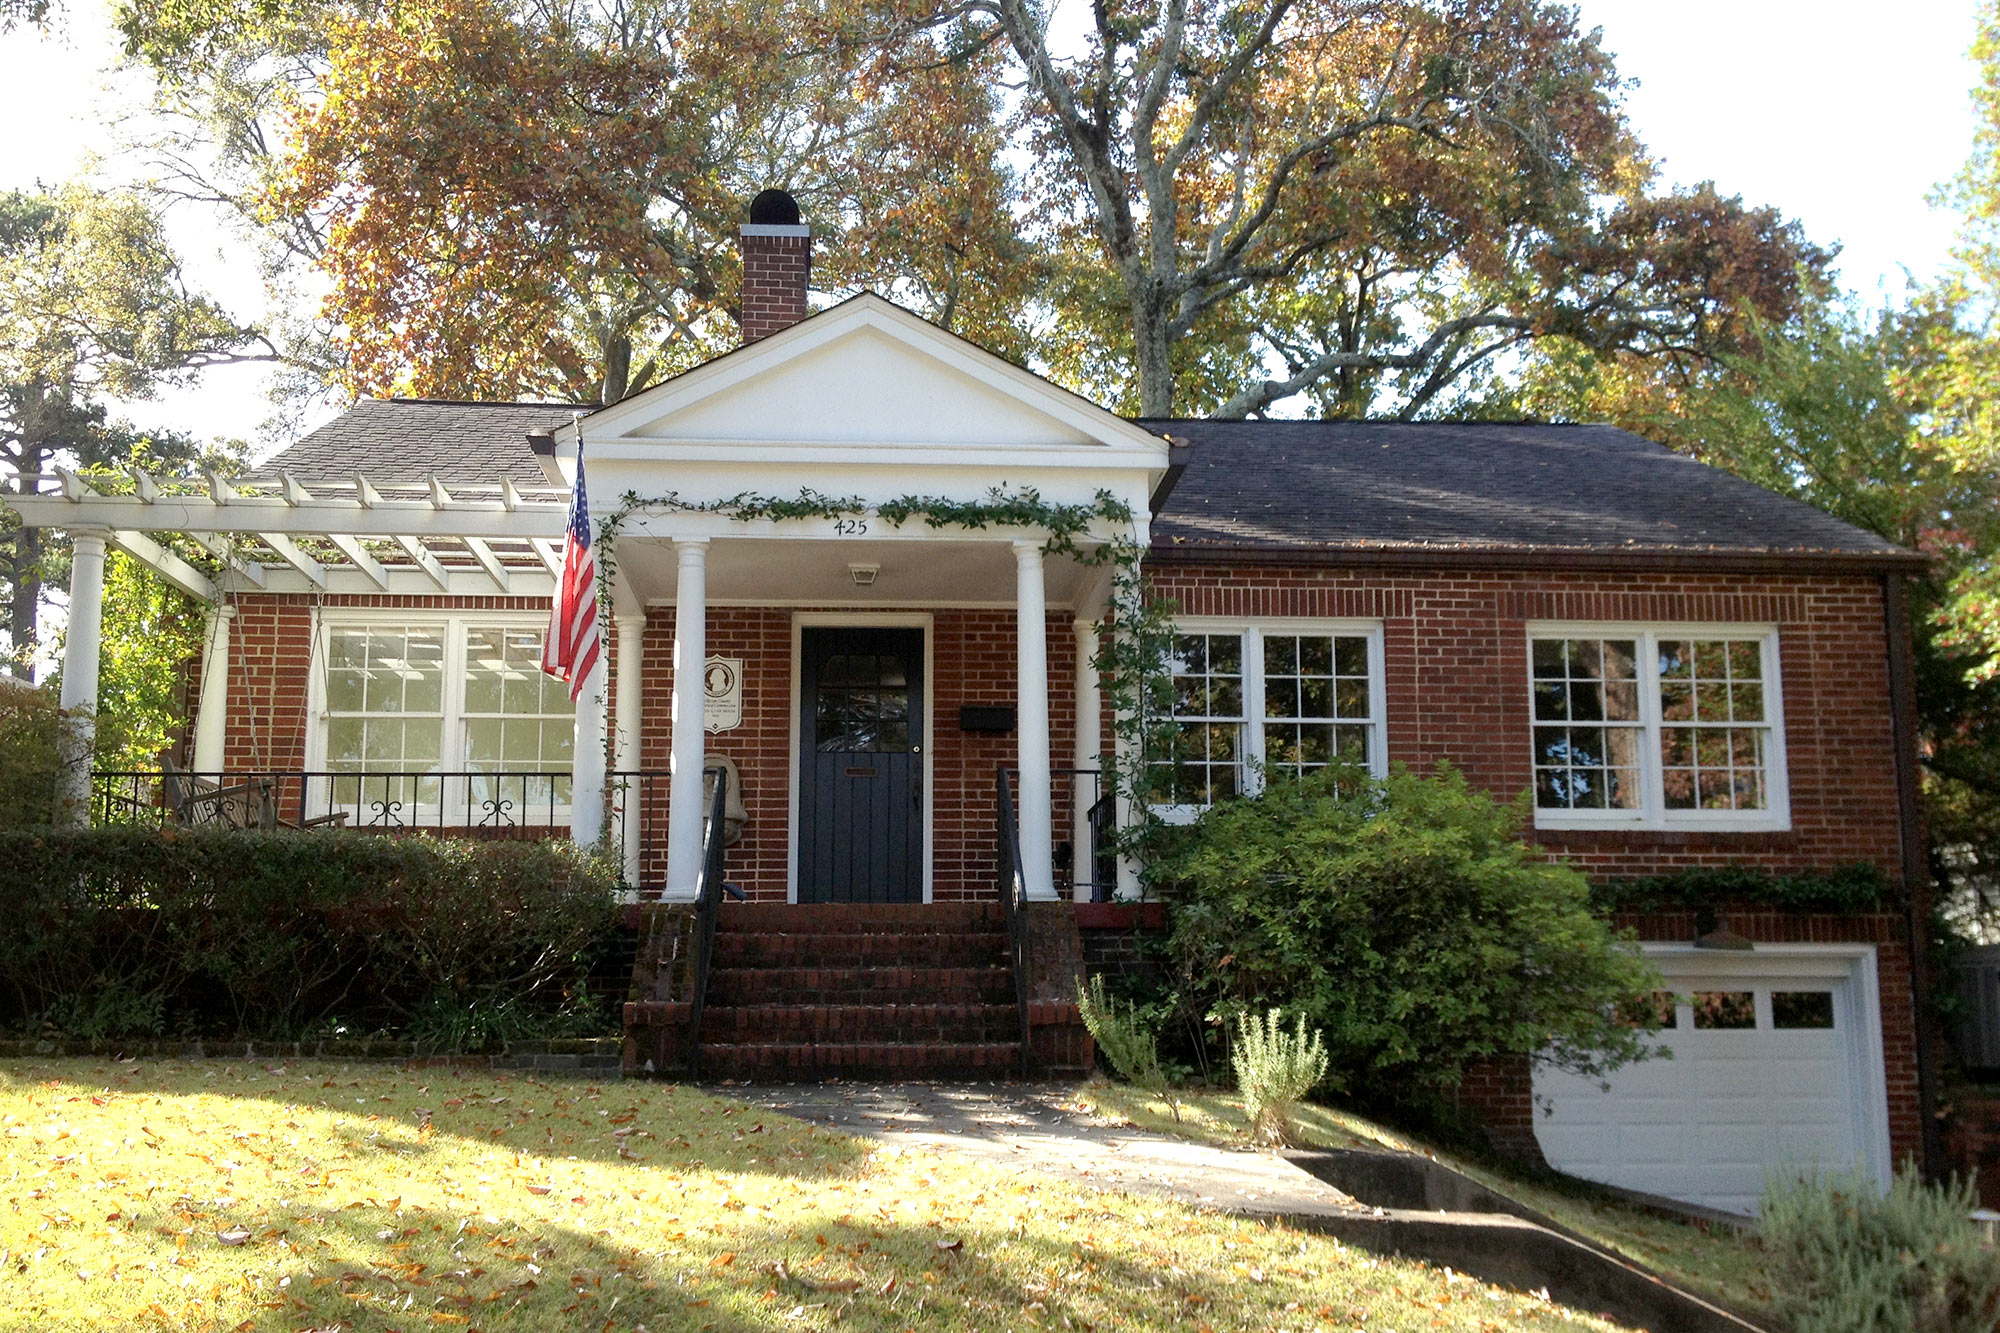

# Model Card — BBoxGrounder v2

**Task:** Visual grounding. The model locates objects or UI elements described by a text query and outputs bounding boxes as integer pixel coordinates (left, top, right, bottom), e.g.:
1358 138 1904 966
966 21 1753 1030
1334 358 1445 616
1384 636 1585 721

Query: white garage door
1532 945 1892 1216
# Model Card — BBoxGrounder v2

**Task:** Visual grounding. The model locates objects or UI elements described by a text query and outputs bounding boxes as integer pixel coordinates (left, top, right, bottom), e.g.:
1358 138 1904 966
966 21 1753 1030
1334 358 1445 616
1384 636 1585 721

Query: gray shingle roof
1144 419 1911 562
254 398 582 485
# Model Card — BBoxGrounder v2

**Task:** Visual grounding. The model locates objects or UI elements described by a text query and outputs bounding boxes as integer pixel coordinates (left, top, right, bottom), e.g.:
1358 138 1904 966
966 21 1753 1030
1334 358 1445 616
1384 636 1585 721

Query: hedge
0 827 621 1048
1589 863 1893 915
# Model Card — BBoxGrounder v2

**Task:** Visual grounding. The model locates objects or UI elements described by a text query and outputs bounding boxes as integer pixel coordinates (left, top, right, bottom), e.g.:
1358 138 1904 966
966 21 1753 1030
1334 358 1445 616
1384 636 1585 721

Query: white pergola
5 466 588 825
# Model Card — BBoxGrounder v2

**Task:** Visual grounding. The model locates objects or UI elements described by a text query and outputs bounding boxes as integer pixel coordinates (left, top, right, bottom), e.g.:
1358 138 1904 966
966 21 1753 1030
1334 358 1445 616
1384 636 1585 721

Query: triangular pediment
575 294 1166 460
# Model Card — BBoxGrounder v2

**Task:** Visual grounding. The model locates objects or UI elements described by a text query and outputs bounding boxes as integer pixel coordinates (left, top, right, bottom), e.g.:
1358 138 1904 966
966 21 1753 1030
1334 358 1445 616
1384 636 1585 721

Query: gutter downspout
1884 571 1943 1179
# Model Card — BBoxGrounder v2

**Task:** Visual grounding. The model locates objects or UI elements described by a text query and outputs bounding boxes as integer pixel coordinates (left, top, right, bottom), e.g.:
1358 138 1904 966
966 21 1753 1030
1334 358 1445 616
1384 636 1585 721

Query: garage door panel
1534 957 1880 1215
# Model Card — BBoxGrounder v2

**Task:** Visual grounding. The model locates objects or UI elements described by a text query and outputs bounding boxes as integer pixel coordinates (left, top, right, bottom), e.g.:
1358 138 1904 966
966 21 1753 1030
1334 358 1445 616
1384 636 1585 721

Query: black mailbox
958 704 1016 733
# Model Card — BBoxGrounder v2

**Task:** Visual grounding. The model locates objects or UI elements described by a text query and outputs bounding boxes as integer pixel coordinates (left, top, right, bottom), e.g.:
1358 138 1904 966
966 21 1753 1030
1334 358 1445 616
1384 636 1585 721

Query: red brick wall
193 566 1910 895
1147 563 1907 881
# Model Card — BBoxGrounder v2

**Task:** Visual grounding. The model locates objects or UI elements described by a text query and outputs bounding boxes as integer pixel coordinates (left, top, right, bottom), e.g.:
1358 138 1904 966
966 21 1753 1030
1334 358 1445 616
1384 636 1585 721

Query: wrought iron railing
93 767 579 833
686 764 740 1080
995 766 1034 1075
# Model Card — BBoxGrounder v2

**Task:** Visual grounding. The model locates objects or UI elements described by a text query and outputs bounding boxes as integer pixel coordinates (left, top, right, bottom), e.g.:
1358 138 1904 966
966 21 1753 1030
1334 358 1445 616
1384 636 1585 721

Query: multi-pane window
318 618 572 820
1160 622 1383 808
1529 626 1787 829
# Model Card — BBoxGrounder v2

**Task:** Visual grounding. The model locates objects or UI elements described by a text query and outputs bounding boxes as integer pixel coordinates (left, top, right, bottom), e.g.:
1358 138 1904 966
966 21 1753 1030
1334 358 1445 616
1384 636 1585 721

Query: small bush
1232 1007 1328 1146
0 682 63 826
0 827 621 1046
1153 763 1665 1103
1079 974 1168 1088
1760 1168 2000 1333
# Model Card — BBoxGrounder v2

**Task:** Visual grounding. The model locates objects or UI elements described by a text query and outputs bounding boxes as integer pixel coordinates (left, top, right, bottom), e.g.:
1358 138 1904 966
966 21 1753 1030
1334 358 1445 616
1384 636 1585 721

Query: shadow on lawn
137 1202 1282 1333
18 1059 875 1182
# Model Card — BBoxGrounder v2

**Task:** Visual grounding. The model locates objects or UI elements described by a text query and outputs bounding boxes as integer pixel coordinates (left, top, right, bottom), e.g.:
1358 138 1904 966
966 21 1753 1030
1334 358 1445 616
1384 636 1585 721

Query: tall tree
123 0 1031 405
0 185 266 674
934 0 1825 417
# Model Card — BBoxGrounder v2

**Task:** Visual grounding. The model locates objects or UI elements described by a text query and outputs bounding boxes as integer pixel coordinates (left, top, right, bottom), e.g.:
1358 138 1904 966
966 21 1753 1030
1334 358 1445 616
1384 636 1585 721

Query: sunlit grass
0 1059 1642 1332
1073 1079 1774 1321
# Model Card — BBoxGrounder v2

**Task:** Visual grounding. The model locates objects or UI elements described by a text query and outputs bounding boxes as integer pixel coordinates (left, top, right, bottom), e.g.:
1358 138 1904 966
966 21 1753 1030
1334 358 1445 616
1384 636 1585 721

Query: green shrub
1760 1168 2000 1333
0 681 63 826
1079 973 1168 1087
1153 763 1664 1102
1232 1007 1329 1146
0 827 620 1046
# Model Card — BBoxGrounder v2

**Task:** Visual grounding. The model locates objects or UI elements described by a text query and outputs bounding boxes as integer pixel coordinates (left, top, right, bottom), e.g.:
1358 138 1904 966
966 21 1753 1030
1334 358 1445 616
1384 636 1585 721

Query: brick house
8 195 1929 1216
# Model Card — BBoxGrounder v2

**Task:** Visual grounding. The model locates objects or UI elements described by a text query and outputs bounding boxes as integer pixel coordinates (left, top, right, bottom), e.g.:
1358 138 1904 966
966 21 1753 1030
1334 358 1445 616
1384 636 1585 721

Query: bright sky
0 0 1987 452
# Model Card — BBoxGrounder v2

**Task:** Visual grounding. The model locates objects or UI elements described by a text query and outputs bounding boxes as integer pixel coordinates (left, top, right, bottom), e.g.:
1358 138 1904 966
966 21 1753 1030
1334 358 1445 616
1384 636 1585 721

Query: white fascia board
587 458 1152 509
245 567 558 598
3 492 566 540
572 294 1169 458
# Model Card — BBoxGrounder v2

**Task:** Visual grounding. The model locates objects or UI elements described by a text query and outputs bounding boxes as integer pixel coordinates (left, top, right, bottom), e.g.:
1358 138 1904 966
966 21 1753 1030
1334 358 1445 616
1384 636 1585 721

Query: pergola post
57 528 109 824
665 539 709 900
191 603 235 772
613 609 647 887
1014 540 1056 901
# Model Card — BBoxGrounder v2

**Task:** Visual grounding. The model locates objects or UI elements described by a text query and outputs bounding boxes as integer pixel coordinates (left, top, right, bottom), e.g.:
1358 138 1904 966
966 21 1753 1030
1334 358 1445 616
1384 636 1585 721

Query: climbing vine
594 484 1182 880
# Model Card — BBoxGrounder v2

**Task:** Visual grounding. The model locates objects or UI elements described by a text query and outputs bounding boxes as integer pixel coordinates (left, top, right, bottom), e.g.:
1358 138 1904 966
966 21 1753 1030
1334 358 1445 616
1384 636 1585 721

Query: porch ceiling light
848 563 879 586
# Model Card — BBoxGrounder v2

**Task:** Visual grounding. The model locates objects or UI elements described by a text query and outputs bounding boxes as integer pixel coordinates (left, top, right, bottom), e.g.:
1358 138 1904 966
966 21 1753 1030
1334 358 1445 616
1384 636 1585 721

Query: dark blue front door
798 627 924 903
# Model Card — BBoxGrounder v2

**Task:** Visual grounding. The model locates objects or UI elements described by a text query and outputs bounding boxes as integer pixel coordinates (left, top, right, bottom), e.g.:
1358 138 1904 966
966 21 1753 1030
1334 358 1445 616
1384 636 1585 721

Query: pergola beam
192 534 267 588
257 532 327 588
395 535 452 591
462 537 513 594
327 534 391 591
107 529 216 601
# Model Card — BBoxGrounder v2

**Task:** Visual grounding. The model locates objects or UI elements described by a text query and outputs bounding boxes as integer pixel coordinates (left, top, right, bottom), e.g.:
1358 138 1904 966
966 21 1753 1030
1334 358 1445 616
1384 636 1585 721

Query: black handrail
686 765 736 1080
995 767 1034 1076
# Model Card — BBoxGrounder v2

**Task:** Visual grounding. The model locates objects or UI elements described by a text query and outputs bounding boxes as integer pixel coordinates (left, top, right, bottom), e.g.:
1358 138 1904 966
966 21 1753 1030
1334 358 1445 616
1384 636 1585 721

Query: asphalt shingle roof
254 398 581 486
1144 419 1910 561
251 400 1911 563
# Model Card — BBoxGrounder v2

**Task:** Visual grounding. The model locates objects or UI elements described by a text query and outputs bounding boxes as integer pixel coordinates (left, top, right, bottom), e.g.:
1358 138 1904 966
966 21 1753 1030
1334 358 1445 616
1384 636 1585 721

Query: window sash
1156 621 1386 813
313 615 574 824
1527 626 1788 830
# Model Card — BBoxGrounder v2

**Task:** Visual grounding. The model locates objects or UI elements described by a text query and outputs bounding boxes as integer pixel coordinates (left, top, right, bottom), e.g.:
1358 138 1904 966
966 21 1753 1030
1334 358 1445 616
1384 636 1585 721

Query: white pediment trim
560 293 1168 460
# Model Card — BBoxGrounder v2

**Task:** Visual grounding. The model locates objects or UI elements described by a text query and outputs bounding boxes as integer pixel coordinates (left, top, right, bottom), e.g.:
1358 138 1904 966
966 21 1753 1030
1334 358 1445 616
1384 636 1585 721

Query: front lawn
1075 1080 1774 1324
0 1059 1638 1332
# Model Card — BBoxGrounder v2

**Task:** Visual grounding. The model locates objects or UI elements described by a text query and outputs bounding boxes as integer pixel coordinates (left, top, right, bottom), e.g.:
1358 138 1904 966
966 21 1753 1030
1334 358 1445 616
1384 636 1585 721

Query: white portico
553 292 1170 902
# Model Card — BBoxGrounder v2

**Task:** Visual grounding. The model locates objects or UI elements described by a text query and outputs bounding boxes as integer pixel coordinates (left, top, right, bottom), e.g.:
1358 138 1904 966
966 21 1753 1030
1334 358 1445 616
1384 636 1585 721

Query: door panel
798 627 924 903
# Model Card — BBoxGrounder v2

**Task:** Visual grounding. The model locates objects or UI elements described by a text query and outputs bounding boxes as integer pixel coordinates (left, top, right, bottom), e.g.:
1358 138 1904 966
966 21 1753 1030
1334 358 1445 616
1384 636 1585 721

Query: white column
191 604 235 773
1072 617 1101 902
56 528 108 824
1014 540 1056 900
613 610 647 886
664 540 710 899
568 634 609 850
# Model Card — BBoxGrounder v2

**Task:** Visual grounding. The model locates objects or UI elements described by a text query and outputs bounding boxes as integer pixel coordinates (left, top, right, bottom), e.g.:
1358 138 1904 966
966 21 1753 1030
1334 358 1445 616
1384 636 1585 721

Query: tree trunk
1131 289 1176 419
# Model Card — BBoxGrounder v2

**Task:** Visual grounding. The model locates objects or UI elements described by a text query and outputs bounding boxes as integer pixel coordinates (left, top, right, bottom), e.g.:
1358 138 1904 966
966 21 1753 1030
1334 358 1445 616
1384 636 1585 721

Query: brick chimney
740 188 810 343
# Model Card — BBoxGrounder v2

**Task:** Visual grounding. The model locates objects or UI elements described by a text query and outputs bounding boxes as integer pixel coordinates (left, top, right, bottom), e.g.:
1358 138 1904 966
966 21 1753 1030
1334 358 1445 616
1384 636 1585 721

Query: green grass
1073 1079 1776 1323
0 1058 1642 1332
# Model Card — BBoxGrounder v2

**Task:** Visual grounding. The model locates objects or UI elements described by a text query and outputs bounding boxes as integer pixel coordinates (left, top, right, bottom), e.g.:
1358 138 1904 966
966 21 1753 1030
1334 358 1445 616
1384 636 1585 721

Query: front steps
699 903 1024 1078
620 900 1097 1081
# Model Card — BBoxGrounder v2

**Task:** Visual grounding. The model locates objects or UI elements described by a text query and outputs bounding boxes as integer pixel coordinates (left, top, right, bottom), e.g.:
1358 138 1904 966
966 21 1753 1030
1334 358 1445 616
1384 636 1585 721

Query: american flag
542 426 601 699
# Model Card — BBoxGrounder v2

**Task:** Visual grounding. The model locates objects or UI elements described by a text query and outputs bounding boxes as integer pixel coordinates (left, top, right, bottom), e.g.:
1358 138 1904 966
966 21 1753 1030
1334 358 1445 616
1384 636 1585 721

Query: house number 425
832 517 869 536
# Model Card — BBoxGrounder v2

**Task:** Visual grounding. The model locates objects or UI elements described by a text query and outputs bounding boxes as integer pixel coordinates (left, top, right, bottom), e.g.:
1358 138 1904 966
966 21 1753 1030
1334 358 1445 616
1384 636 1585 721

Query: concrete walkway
719 1081 1357 1215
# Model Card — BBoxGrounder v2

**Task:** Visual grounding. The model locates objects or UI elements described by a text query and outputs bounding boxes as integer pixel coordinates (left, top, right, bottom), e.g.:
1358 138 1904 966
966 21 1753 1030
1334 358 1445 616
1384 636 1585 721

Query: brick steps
701 1002 1021 1043
712 931 1008 968
698 1040 1024 1079
698 902 1024 1080
706 965 1014 1007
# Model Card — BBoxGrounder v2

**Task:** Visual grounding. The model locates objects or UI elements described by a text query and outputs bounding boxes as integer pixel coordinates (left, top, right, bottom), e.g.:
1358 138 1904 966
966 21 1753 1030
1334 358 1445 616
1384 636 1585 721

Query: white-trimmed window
312 615 573 825
1528 624 1789 831
1157 619 1386 812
